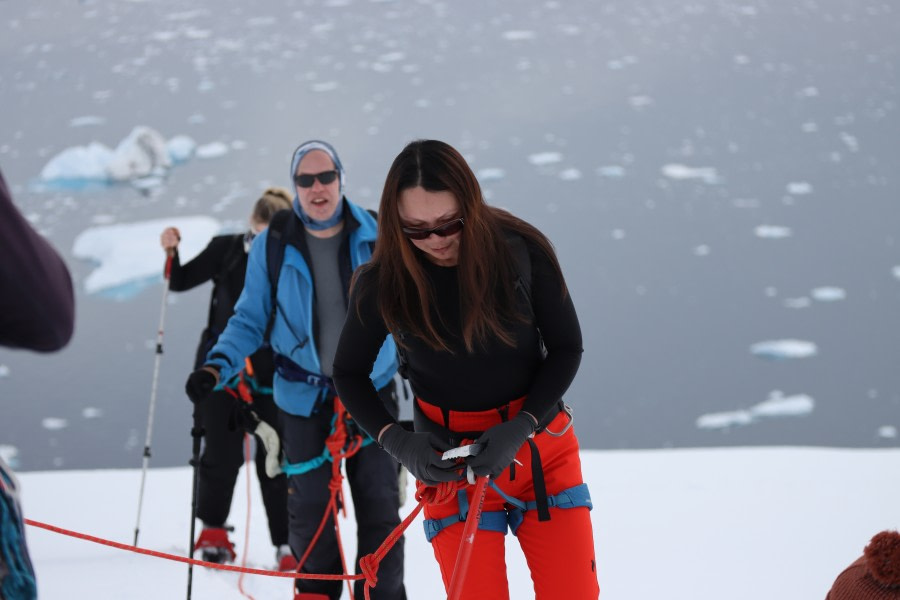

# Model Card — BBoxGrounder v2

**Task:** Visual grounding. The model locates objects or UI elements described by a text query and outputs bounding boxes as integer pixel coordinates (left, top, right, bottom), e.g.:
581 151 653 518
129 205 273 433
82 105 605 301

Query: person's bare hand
160 227 181 251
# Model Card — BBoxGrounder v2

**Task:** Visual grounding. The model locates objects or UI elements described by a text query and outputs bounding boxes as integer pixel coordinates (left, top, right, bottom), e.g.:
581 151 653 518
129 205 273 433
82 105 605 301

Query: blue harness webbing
422 482 592 542
281 413 374 476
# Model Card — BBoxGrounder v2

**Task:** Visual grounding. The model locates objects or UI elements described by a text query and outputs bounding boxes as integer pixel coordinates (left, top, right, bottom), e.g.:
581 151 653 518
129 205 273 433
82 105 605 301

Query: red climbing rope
26 439 482 599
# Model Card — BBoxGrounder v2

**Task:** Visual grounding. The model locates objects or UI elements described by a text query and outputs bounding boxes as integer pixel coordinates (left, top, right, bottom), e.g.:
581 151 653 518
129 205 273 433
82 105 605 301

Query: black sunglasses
293 170 339 188
401 218 465 240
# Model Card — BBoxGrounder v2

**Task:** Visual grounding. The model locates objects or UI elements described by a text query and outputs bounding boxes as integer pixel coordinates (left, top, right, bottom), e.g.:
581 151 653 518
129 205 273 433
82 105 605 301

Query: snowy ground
22 446 900 599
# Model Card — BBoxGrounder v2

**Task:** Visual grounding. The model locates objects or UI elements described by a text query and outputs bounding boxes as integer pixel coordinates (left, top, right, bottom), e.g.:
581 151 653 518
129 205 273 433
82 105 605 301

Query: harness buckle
542 403 574 437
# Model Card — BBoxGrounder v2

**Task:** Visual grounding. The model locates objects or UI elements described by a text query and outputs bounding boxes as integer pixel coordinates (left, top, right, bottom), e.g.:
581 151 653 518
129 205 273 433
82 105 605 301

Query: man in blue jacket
185 141 405 600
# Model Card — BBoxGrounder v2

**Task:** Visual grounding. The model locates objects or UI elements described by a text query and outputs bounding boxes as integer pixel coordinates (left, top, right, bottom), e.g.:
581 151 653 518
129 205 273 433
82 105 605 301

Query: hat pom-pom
864 530 900 588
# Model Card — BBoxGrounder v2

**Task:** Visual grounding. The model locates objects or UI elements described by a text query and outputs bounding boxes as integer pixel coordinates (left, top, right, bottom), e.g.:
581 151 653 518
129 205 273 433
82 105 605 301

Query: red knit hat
828 531 900 599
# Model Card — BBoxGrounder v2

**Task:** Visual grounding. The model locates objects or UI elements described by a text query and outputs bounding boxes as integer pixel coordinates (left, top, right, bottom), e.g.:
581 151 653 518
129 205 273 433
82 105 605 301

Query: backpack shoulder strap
263 209 293 343
505 232 533 319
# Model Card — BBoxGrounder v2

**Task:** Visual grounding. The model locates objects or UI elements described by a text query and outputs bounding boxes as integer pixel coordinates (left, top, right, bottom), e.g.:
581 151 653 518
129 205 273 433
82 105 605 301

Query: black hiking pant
279 385 406 600
196 389 288 547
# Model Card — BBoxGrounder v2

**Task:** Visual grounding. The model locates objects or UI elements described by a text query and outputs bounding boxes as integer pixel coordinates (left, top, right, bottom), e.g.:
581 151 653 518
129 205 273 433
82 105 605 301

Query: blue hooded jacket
206 142 397 416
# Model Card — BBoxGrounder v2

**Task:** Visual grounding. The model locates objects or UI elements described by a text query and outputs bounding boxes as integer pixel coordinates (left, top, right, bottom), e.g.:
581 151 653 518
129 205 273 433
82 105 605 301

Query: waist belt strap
273 354 335 393
422 483 592 542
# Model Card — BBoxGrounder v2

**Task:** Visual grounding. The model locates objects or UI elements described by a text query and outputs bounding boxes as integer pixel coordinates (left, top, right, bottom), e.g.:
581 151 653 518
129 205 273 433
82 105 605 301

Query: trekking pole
133 252 173 546
186 405 204 600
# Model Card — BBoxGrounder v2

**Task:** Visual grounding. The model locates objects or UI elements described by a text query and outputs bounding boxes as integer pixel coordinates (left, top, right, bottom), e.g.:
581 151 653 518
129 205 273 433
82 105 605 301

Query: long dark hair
358 139 565 353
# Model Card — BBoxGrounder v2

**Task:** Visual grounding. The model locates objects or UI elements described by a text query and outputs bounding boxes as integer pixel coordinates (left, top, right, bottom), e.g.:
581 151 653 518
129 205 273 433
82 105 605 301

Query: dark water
2 0 899 471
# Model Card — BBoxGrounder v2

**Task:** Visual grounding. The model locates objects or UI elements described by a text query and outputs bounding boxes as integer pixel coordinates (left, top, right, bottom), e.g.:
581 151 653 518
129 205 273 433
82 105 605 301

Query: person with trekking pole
1 166 75 600
161 187 295 570
184 140 407 600
331 139 600 599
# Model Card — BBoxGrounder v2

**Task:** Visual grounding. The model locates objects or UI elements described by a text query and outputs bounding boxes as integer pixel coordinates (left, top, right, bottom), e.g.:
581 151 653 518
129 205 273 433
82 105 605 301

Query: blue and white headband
290 140 346 231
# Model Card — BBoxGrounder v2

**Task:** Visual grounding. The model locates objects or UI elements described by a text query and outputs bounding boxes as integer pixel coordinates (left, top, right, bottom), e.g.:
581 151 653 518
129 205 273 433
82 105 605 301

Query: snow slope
21 446 900 599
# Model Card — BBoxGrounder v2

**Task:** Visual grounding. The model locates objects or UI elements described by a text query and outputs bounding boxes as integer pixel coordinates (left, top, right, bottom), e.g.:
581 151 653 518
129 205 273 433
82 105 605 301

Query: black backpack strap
264 209 293 343
505 232 534 321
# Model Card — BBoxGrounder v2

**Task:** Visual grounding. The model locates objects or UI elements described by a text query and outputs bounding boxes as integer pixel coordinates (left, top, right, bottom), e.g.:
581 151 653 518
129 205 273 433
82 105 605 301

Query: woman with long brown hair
333 139 599 599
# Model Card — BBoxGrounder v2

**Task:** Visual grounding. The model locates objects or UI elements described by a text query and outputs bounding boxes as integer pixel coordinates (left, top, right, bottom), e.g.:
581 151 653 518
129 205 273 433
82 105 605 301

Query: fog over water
1 0 898 471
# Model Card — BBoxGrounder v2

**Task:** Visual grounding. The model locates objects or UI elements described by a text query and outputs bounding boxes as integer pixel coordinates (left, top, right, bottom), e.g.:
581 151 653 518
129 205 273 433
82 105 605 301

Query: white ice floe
661 163 720 184
559 168 582 181
597 165 626 178
528 151 563 166
82 407 103 419
195 141 229 159
41 418 68 431
40 126 200 184
40 142 114 181
697 390 814 429
754 225 792 239
811 287 846 302
750 339 818 360
0 445 19 468
105 126 171 181
476 168 506 182
783 297 811 309
0 364 10 378
502 30 536 41
311 81 339 92
891 266 900 280
751 390 815 417
879 425 897 439
72 216 221 300
786 181 813 195
628 95 653 109
166 135 196 163
69 116 106 127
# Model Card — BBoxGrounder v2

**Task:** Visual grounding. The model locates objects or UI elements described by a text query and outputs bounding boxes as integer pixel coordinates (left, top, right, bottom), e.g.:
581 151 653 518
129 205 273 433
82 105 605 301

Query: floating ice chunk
750 339 818 360
378 51 405 62
611 229 625 240
878 425 897 439
693 245 711 256
72 216 221 299
40 142 114 181
167 135 196 163
696 410 753 429
755 225 792 239
750 390 814 418
311 81 339 92
661 163 720 184
786 181 813 195
106 126 171 181
42 418 68 431
69 116 106 127
0 445 19 469
801 122 819 133
629 95 653 109
195 142 229 159
840 132 859 152
559 168 581 181
0 364 9 378
82 407 104 419
597 165 625 178
783 297 811 309
528 151 563 166
696 390 814 430
502 30 535 41
476 168 505 182
892 266 900 280
811 287 846 302
732 198 760 208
